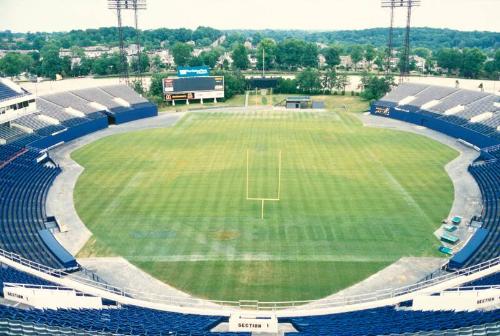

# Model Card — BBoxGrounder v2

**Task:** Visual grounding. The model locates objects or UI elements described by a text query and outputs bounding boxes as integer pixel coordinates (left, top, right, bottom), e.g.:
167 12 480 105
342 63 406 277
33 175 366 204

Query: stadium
0 0 499 335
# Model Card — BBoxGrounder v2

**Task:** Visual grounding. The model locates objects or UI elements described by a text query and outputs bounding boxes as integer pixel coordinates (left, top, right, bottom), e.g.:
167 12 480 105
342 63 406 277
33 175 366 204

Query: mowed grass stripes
73 98 457 301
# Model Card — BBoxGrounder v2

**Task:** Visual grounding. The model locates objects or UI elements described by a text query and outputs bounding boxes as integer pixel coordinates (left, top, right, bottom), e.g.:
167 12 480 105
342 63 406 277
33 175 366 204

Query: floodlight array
381 0 421 8
108 0 146 10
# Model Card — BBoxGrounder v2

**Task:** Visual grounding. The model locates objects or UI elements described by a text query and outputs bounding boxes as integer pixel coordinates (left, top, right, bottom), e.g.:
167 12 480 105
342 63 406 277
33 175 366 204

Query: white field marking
124 254 396 262
365 148 432 222
99 171 145 216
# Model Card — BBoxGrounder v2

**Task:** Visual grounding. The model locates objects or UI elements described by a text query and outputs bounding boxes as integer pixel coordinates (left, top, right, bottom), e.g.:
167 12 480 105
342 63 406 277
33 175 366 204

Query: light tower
131 0 147 83
107 0 147 85
401 0 421 83
381 0 421 83
381 0 396 75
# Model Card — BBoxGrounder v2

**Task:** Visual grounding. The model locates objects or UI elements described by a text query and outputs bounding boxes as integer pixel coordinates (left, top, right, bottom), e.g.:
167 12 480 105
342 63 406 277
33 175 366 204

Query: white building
244 41 253 50
411 55 427 72
318 54 326 67
218 52 233 66
150 50 175 67
340 55 353 68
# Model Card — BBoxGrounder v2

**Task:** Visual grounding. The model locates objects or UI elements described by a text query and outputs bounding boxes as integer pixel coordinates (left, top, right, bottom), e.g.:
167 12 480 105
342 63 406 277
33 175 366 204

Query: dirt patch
210 230 240 241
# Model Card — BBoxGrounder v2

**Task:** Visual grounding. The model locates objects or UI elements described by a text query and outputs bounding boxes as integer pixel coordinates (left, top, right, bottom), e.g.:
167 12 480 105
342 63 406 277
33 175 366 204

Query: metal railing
1 248 499 312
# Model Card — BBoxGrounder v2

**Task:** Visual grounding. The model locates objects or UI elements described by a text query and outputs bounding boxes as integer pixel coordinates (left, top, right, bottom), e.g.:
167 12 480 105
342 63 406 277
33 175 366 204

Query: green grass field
73 96 457 302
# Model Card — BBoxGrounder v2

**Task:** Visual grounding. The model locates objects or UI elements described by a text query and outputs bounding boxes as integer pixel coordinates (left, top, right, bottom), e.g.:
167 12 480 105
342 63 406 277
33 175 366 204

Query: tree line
1 27 498 52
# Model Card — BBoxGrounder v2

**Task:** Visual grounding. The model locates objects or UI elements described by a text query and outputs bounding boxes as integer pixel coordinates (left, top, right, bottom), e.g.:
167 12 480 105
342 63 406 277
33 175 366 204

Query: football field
73 97 457 301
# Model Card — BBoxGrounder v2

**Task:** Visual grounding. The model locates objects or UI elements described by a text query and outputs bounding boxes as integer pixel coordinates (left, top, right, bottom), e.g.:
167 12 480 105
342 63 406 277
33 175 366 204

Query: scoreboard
163 76 224 102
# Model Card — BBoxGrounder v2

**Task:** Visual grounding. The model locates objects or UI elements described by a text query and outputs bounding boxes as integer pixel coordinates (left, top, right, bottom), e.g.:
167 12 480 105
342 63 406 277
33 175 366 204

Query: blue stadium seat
280 306 500 335
0 304 249 336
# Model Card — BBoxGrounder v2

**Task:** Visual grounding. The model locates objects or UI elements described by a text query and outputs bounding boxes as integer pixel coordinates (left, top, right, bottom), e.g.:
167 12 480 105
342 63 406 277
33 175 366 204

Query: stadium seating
0 84 158 274
41 92 106 120
0 304 249 336
280 306 500 336
72 88 130 113
0 265 54 296
0 124 27 144
101 85 149 105
13 113 67 137
465 271 500 287
373 84 500 270
462 160 500 267
372 84 500 148
0 82 25 102
96 85 157 124
0 150 75 269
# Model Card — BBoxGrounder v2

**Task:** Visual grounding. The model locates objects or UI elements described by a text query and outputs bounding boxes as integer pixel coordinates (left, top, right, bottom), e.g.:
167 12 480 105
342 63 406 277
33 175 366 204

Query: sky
0 0 499 33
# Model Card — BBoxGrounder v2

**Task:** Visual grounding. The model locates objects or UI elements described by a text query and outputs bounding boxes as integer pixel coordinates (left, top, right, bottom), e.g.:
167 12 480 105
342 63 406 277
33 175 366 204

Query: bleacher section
0 150 76 270
0 124 27 144
41 92 106 120
101 85 149 105
280 306 500 336
0 81 25 102
372 84 500 148
429 90 489 114
378 83 429 106
0 265 53 296
0 305 248 336
0 84 157 272
0 84 157 150
13 113 67 137
98 85 157 124
373 84 500 270
460 161 500 267
403 86 458 111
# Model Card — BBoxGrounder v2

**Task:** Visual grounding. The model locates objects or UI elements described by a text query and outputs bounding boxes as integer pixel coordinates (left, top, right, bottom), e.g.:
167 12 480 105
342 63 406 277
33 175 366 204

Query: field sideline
73 96 457 301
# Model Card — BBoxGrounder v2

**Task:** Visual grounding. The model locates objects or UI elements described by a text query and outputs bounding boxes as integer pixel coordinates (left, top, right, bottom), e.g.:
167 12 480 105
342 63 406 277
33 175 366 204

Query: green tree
275 78 298 94
0 52 34 76
149 72 169 97
323 47 341 68
364 45 377 68
40 43 63 79
171 42 193 67
257 38 277 71
71 57 93 77
131 53 150 74
302 43 319 68
188 56 204 67
413 47 431 59
350 45 364 71
334 73 350 94
436 48 462 74
277 39 308 70
322 69 337 93
232 43 250 70
296 68 322 93
360 73 394 101
150 55 165 71
91 53 121 76
200 49 222 69
460 48 486 78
